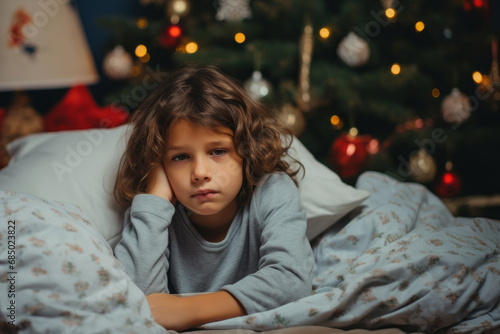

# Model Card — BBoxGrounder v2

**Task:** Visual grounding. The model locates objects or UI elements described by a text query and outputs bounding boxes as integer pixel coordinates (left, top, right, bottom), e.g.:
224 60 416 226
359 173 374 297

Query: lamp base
0 91 44 167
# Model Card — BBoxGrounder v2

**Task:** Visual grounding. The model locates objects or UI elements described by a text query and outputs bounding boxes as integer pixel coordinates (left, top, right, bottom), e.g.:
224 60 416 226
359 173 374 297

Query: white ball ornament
409 149 437 183
244 71 272 101
102 45 133 80
337 32 370 67
441 88 472 124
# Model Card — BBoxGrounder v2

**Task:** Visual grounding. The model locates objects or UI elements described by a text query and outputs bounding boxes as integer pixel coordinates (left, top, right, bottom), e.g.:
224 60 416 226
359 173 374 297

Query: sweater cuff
131 194 175 219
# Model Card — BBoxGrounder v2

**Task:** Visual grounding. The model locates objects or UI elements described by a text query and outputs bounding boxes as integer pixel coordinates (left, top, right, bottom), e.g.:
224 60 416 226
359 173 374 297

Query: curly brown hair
114 65 302 208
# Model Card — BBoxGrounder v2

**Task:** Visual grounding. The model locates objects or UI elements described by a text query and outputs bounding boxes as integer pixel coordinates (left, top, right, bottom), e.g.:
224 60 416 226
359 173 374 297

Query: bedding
1 172 499 333
0 125 499 333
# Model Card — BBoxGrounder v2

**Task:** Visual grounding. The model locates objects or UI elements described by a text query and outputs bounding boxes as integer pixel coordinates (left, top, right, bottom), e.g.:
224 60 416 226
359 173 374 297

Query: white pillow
285 137 370 240
0 125 369 244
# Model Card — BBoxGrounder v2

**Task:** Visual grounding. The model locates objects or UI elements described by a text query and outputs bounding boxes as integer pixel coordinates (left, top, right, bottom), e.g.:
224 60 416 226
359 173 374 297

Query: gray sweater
114 173 315 314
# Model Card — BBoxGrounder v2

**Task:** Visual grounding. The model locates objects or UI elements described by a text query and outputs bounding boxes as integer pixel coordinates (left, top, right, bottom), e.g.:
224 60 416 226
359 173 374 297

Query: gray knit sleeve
222 173 315 314
114 194 175 295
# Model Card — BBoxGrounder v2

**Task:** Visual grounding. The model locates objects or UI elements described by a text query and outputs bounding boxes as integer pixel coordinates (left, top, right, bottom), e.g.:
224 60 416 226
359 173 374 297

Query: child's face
163 119 244 230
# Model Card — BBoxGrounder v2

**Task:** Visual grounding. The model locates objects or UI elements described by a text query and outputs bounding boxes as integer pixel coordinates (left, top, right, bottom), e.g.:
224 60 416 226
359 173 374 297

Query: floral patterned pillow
0 190 168 334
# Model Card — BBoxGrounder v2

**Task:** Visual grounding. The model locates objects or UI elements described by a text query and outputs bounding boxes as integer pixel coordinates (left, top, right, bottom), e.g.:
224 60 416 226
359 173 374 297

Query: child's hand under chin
147 163 177 204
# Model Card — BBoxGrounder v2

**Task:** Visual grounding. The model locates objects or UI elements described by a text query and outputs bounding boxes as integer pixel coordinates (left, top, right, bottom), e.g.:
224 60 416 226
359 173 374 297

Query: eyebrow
166 140 234 153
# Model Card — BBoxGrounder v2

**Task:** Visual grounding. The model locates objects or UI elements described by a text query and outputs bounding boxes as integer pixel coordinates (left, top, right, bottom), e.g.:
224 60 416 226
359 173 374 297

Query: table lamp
0 0 99 166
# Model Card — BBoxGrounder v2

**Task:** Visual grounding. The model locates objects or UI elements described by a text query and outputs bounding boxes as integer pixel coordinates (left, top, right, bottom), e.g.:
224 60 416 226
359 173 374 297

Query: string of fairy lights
101 0 498 196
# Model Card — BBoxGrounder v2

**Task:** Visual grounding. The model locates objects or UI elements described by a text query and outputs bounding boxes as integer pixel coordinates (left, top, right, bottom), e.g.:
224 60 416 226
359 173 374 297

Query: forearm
188 291 247 325
147 291 246 331
114 194 174 294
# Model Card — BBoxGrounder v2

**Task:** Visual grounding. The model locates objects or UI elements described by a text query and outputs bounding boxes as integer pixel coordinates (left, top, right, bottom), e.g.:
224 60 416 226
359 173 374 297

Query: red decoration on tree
463 0 490 11
160 24 182 48
44 85 129 132
329 132 374 179
435 170 462 198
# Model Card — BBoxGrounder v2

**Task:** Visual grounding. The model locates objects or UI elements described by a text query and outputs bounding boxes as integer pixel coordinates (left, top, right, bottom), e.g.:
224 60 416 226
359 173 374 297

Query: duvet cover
1 171 499 333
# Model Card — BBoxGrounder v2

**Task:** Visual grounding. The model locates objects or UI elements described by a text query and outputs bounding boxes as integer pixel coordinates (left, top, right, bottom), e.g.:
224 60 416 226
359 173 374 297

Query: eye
211 149 227 157
172 154 189 161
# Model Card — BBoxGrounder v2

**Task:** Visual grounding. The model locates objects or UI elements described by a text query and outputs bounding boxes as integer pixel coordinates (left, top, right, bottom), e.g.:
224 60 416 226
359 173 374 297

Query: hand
146 293 194 331
146 163 176 203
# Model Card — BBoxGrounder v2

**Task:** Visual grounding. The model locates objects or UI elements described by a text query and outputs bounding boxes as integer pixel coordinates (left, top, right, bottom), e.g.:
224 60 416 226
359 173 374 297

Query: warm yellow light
139 53 150 63
472 71 483 84
135 44 148 58
415 21 425 32
235 32 246 43
185 42 198 54
319 27 330 39
136 18 148 29
432 88 440 98
391 63 401 75
349 127 359 137
330 115 340 125
385 8 396 19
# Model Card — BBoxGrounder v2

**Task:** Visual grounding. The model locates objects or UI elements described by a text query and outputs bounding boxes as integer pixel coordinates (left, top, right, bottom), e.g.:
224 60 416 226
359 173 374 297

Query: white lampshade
0 0 98 91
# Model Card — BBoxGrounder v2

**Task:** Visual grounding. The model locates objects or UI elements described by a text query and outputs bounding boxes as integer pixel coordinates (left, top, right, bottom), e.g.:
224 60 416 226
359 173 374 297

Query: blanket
1 171 499 333
202 172 500 333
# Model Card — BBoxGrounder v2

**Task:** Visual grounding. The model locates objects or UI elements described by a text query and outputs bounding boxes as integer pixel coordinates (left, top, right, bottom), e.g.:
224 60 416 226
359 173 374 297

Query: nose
192 156 211 182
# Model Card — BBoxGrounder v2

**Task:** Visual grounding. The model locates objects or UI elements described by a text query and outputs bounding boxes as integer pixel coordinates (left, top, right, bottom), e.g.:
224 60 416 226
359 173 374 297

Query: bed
0 125 499 334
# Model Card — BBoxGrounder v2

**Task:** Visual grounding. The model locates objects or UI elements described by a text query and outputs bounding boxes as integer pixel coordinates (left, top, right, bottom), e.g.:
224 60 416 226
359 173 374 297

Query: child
113 65 315 331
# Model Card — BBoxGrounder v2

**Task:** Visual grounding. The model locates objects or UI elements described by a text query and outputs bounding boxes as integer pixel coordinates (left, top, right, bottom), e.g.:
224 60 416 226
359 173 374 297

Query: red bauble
329 133 373 179
160 24 182 48
44 85 129 132
435 171 462 198
463 0 490 11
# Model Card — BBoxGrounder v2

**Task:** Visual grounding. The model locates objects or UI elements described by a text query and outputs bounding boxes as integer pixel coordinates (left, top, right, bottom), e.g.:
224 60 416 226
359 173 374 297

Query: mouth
191 189 218 199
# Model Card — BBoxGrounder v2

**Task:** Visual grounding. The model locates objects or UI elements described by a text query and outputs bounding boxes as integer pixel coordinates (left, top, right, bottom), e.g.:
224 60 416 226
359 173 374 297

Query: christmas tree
99 0 500 216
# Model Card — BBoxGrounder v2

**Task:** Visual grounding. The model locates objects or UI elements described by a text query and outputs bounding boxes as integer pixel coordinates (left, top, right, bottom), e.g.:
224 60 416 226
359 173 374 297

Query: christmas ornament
244 71 272 102
44 85 129 132
463 0 490 12
160 24 182 48
337 32 370 67
435 168 462 198
102 45 133 80
215 0 252 22
280 104 306 136
441 88 472 124
167 0 190 19
329 131 373 179
480 36 500 112
297 23 314 112
409 149 437 183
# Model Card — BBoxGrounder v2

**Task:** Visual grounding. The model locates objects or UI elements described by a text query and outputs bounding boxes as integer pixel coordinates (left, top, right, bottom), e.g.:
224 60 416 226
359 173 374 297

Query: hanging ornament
160 24 182 48
297 22 314 112
215 0 252 22
167 0 190 20
102 45 133 80
463 0 490 12
244 71 272 102
337 32 370 67
409 149 437 183
441 88 472 124
328 130 373 179
435 163 462 198
280 103 306 136
481 36 500 112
